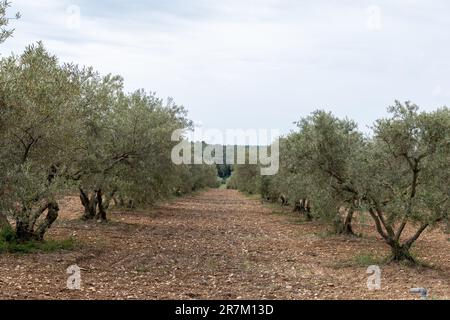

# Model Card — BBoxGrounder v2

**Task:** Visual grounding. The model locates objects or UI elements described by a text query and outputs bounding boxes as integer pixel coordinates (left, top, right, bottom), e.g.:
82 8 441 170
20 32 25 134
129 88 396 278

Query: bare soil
0 189 448 299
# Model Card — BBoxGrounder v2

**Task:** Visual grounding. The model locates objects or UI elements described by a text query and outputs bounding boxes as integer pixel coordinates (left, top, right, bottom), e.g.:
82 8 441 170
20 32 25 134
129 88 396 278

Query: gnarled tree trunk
95 189 107 222
80 188 98 220
14 201 59 242
80 188 115 222
293 199 313 221
334 207 356 236
280 194 288 206
368 208 430 264
388 241 416 263
34 201 59 241
15 221 33 242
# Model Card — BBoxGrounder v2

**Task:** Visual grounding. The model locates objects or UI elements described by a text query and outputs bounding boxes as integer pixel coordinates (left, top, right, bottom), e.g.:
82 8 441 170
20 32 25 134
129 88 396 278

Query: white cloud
1 0 450 133
432 85 442 96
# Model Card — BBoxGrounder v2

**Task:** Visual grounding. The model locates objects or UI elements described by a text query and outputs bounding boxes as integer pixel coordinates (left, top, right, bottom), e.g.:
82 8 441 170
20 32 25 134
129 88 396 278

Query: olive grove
0 43 217 242
229 103 450 263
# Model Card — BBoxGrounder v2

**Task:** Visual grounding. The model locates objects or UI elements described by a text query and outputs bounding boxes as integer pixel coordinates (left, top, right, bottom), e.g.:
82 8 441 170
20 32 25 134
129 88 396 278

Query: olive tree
275 135 316 219
0 44 219 234
356 102 450 262
73 81 193 220
229 164 260 194
0 43 84 241
175 163 219 195
285 111 364 234
69 71 127 220
108 94 197 209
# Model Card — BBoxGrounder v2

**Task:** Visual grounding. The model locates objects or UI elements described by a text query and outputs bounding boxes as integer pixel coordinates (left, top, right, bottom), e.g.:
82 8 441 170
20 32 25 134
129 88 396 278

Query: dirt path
0 189 449 299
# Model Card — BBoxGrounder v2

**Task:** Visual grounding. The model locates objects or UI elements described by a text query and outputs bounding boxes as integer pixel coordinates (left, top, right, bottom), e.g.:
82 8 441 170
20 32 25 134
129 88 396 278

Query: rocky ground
0 189 448 299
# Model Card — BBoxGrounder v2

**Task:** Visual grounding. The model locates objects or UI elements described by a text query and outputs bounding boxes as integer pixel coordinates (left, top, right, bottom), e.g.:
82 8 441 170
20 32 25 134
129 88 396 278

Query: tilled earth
0 189 449 299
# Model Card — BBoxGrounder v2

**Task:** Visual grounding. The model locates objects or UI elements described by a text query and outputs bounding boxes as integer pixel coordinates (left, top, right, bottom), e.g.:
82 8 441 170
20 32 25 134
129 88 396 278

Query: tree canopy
0 43 218 241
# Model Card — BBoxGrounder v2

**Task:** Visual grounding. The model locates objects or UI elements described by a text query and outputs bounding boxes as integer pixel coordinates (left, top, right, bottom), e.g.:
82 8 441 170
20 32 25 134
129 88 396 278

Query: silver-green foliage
0 43 218 240
0 43 83 240
230 103 450 263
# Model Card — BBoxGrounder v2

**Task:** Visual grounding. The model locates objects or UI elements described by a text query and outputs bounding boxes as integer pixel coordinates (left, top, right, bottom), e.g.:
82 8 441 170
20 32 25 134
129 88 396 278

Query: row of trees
229 103 450 263
0 41 218 242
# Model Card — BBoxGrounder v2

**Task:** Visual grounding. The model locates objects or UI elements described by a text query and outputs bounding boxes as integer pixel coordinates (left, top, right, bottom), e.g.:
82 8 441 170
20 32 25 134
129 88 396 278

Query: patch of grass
5 238 76 254
352 253 385 266
315 230 337 239
288 217 309 225
0 227 76 254
243 192 261 200
239 258 253 272
199 256 220 272
0 225 16 243
135 264 152 273
331 252 386 268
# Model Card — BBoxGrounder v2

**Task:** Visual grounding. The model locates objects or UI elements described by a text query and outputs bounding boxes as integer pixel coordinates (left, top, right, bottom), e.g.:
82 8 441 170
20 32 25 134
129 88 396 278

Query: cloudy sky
2 0 450 137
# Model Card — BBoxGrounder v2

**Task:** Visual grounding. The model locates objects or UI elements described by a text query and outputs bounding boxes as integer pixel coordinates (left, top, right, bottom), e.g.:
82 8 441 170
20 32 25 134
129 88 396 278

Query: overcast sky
2 0 450 137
